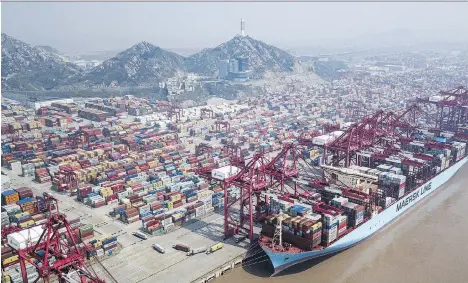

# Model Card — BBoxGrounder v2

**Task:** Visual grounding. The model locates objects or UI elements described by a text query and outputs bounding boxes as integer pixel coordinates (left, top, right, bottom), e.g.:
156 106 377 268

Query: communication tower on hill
241 19 246 37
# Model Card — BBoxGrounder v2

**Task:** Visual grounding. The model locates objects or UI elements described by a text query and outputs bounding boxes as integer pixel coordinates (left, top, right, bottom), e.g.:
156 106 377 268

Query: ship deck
259 157 466 255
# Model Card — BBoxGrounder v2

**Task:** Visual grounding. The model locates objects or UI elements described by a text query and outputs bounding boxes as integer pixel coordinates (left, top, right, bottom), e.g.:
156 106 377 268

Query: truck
133 231 147 240
152 244 165 254
186 246 207 256
173 244 191 253
206 242 224 254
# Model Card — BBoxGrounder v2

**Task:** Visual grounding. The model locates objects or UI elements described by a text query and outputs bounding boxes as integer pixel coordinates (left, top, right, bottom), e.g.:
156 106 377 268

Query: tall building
229 59 239 73
218 60 229 79
238 57 249 72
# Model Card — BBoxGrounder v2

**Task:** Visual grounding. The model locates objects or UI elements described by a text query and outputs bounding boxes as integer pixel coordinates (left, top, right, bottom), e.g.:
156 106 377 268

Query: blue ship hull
261 157 468 276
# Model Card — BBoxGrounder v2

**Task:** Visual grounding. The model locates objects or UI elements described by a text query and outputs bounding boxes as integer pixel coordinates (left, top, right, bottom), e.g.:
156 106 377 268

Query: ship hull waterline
260 156 468 277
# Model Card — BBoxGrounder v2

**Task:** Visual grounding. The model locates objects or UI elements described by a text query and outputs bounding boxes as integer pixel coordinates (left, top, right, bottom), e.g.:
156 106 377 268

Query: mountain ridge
1 33 82 91
185 35 296 78
62 41 186 89
2 33 300 91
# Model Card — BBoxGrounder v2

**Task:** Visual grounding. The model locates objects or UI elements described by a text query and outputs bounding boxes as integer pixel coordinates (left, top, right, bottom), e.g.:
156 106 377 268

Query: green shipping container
80 224 93 232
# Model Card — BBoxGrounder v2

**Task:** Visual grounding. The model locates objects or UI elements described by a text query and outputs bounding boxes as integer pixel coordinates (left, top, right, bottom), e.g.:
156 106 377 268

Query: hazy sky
2 2 467 54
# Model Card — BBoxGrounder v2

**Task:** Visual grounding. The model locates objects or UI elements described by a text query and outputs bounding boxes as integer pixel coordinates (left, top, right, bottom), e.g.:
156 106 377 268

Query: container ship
259 133 468 275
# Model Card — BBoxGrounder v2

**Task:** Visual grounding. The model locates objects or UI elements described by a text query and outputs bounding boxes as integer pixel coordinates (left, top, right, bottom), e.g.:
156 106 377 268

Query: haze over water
217 164 468 283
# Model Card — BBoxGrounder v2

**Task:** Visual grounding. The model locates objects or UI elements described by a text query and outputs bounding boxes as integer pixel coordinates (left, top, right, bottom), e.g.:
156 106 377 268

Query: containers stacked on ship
322 214 339 246
378 172 406 202
309 222 323 248
342 203 364 227
268 197 293 215
330 196 348 209
451 141 466 162
264 214 323 250
321 187 343 204
336 215 348 237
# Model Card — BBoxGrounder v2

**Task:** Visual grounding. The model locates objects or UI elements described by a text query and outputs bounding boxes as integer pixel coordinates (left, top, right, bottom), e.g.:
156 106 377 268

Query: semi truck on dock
187 246 207 256
173 244 191 253
152 244 165 254
133 231 147 240
206 242 224 254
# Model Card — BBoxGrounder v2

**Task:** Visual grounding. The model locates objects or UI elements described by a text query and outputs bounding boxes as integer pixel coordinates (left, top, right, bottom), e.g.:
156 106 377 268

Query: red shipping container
312 231 322 240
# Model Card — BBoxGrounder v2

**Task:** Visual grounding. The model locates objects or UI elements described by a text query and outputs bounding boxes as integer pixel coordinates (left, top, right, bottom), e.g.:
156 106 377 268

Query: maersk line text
396 183 433 212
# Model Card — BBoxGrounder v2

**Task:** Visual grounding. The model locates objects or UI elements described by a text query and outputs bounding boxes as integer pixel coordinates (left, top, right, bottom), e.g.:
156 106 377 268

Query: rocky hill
1 33 82 91
185 35 296 78
68 41 186 89
35 45 60 55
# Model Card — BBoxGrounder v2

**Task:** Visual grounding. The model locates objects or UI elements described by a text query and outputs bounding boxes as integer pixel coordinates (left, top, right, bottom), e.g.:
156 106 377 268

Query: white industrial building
28 98 74 110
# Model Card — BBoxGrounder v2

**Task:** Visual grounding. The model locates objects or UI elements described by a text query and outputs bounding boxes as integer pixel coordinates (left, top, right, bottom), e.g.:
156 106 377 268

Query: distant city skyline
2 2 467 54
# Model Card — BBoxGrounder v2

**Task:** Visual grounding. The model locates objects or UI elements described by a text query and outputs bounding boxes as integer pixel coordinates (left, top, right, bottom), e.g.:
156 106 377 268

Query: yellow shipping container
312 222 322 230
209 242 224 253
167 201 174 210
2 255 19 265
19 220 35 228
170 195 179 202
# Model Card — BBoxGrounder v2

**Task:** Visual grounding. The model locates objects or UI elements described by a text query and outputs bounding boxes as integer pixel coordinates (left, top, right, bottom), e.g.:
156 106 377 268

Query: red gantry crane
8 193 113 283
53 165 78 196
416 86 468 133
215 120 231 133
194 87 468 242
322 104 426 167
200 108 215 119
196 154 268 240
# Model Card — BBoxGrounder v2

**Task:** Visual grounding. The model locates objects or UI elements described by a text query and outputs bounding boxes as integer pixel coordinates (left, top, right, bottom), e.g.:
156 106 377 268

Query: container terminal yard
1 86 468 283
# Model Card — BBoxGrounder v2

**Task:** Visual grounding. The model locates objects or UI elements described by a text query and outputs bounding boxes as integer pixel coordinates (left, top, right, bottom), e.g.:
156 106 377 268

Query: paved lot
4 170 252 283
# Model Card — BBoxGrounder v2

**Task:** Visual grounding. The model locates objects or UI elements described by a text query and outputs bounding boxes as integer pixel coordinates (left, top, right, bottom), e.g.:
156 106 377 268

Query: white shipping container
7 226 44 250
164 223 175 232
162 218 173 226
398 187 405 198
312 134 334 145
211 166 241 180
96 248 105 256
355 215 364 226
